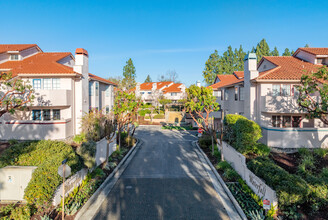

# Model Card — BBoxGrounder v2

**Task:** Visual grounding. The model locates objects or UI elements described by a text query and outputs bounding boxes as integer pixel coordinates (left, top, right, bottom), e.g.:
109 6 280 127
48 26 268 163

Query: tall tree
282 48 292 56
122 58 136 90
202 50 220 85
304 44 310 48
255 38 271 61
270 47 279 56
144 75 152 83
297 67 328 125
166 70 180 83
108 75 123 88
0 72 34 118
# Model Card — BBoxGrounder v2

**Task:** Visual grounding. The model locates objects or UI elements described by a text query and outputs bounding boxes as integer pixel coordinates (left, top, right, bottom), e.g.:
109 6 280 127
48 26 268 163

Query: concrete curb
193 141 247 220
74 139 142 220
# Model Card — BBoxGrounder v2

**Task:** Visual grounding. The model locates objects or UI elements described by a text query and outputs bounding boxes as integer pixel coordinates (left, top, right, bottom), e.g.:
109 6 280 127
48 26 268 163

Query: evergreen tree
270 47 279 56
291 50 295 55
282 48 292 56
202 50 220 84
304 44 310 48
255 38 270 61
144 75 152 83
122 58 136 90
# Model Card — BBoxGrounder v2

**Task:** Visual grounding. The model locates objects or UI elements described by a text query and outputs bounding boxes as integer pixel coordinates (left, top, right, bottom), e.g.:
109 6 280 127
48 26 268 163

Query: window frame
43 109 51 121
43 78 52 90
10 54 19 61
33 79 42 90
89 82 94 96
234 87 238 101
281 84 291 96
32 110 41 121
272 84 281 96
53 109 60 120
105 86 110 97
52 78 60 90
239 87 245 101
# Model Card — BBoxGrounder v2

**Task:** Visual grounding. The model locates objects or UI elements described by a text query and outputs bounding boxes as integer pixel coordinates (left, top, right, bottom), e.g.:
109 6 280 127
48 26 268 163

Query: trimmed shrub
0 140 82 209
223 168 240 181
10 205 34 220
251 143 270 157
215 161 232 171
77 141 96 169
234 117 262 154
73 133 87 145
223 114 246 144
153 114 165 119
247 157 310 208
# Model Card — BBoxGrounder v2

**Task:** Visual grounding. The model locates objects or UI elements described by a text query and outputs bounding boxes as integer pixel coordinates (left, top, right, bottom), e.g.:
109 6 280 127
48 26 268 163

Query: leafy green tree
185 85 220 132
144 75 152 83
159 98 171 111
270 47 279 56
203 50 220 85
122 58 136 90
113 90 141 150
255 38 271 61
0 72 34 118
297 67 328 125
282 48 292 56
304 44 310 48
291 50 295 55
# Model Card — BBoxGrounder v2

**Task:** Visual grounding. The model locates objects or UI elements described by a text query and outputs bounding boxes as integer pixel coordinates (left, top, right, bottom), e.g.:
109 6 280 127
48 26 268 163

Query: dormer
0 44 41 64
293 47 328 65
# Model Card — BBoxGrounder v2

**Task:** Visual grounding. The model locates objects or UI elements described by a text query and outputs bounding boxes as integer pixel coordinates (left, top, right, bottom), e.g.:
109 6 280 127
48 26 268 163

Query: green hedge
0 140 82 209
153 114 165 119
247 157 310 208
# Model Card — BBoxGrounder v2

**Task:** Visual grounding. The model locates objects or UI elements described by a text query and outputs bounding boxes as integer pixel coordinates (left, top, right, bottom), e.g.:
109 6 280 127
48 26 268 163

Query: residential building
134 81 186 104
0 44 116 140
210 48 328 149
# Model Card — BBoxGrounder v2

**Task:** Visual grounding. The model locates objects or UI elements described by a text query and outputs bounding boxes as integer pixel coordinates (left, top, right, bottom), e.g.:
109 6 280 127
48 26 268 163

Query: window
89 82 94 96
281 85 291 96
317 58 323 64
95 82 99 96
43 79 52 90
140 92 145 95
221 89 224 100
272 115 281 127
43 109 51 121
282 116 291 128
292 85 299 97
292 116 302 128
171 92 177 96
272 84 280 96
53 109 60 120
106 105 110 113
52 79 60 90
213 90 219 96
148 92 151 94
224 89 229 101
32 110 41 120
239 87 245 101
235 87 238 101
10 54 19 60
33 79 42 90
106 86 110 97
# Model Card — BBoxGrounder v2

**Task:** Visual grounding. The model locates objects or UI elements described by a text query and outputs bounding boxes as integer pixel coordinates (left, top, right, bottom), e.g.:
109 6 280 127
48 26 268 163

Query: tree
202 50 220 85
108 75 123 88
113 90 141 150
159 98 171 111
157 70 180 83
103 114 117 167
270 47 279 56
304 44 310 48
122 58 136 90
144 75 152 83
255 38 271 61
282 48 292 56
0 72 34 118
297 67 328 125
185 85 220 133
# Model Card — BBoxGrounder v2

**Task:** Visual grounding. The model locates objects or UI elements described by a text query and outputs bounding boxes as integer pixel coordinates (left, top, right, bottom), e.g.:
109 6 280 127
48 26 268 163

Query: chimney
196 80 201 87
152 83 157 90
243 53 258 121
73 48 89 135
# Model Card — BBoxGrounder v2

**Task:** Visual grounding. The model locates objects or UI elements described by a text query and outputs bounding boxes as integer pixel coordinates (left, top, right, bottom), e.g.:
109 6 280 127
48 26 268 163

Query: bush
10 205 34 220
199 135 212 148
251 143 270 157
314 148 328 158
153 114 165 119
215 161 231 171
81 110 107 142
234 117 262 154
223 114 246 144
0 204 15 217
247 157 310 208
298 148 312 157
0 140 82 209
223 168 240 181
77 141 97 169
73 133 87 145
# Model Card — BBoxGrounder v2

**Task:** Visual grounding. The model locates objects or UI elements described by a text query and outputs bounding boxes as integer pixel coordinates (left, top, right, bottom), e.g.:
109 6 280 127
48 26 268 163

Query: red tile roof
0 52 76 76
162 83 183 93
156 81 173 90
0 44 39 54
89 73 117 85
296 47 328 56
257 56 322 80
75 48 88 57
209 74 242 90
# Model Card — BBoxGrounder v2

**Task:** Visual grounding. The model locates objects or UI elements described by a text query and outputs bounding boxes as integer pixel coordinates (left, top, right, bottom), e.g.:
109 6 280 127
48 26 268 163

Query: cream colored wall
258 60 277 72
295 50 316 64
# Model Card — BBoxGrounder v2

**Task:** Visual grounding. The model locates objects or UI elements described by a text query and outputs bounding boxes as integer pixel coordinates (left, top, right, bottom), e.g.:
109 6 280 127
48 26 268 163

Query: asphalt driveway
89 126 239 220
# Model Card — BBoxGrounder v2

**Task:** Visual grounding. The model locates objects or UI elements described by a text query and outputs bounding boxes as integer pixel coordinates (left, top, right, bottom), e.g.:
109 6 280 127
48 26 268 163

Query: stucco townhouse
210 47 328 149
134 81 186 104
0 44 116 140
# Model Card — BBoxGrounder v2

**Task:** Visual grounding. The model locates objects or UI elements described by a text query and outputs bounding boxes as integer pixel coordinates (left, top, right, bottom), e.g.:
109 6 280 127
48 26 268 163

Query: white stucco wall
258 59 277 72
294 50 316 64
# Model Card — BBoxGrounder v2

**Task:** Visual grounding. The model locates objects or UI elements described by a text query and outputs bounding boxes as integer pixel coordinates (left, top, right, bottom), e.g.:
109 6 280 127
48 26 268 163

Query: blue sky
1 0 328 86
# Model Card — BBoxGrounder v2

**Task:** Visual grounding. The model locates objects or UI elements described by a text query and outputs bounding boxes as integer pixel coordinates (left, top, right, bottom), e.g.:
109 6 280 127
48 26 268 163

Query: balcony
33 90 72 106
261 95 306 113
